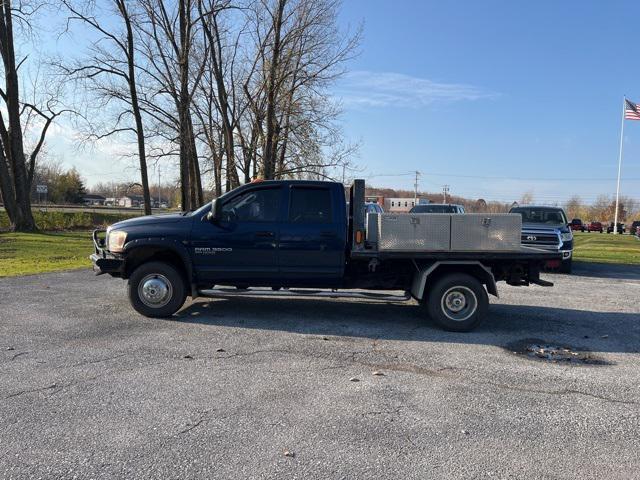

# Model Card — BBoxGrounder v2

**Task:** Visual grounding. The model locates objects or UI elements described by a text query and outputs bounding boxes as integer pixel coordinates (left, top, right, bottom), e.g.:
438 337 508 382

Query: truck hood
110 213 186 230
522 222 569 233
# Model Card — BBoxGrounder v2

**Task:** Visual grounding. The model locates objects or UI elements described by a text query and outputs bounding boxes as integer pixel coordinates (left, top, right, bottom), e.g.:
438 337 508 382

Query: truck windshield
410 205 459 213
511 207 567 225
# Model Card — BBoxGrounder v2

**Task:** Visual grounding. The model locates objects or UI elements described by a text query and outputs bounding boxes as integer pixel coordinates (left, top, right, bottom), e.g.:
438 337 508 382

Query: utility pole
443 185 450 203
414 171 420 204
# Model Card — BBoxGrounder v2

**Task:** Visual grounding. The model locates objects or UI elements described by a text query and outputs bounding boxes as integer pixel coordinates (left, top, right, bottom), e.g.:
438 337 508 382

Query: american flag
625 99 640 120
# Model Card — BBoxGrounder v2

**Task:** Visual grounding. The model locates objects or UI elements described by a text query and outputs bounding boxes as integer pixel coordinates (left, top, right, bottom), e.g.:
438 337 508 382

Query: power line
421 172 640 182
366 171 640 182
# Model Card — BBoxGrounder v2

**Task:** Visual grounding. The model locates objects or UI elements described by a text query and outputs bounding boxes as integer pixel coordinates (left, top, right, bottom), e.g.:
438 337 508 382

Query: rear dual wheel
423 273 488 332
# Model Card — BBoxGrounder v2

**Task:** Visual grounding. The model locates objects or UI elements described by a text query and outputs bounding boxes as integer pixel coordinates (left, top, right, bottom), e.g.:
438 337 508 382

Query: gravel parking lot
1 264 639 479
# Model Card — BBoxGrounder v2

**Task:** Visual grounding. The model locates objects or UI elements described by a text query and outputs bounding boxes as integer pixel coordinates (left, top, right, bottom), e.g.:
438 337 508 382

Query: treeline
564 195 639 223
31 163 87 205
367 187 513 214
0 0 358 231
90 181 182 207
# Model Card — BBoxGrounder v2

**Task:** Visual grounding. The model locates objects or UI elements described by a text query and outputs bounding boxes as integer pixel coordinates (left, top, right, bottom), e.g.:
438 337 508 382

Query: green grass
573 231 640 265
0 231 92 277
0 210 137 231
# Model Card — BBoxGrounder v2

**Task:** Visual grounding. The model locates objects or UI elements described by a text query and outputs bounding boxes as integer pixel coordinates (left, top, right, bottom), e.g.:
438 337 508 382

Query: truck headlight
107 230 127 252
560 231 573 242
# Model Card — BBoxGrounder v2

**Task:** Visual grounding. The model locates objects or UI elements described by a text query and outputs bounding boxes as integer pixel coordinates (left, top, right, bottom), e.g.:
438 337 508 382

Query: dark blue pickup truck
91 179 558 331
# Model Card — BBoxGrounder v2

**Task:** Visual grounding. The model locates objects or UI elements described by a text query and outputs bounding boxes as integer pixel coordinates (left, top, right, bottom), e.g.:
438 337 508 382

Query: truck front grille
521 233 559 247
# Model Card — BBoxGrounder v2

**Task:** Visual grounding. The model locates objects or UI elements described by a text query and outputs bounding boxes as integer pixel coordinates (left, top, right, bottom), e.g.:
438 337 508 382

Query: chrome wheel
138 274 173 308
441 286 478 322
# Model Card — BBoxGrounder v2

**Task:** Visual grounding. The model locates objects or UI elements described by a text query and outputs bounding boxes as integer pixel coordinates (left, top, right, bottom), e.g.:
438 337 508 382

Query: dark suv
606 222 625 234
509 206 573 273
631 220 640 236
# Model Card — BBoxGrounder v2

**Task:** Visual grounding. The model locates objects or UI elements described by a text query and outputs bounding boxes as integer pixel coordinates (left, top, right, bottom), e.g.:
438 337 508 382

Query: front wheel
128 261 187 317
423 273 488 332
560 257 572 274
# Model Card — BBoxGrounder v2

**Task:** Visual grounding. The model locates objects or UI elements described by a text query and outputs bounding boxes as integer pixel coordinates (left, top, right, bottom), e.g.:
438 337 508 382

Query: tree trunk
187 114 203 205
262 0 286 180
199 4 240 190
118 0 152 216
178 0 195 211
0 0 36 231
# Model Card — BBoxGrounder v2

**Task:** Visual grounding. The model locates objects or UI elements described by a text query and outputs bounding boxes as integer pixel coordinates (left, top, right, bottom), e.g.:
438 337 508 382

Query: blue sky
40 0 640 205
334 0 640 204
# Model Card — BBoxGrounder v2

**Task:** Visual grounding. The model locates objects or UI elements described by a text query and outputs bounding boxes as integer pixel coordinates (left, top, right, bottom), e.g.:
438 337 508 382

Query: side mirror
207 199 221 223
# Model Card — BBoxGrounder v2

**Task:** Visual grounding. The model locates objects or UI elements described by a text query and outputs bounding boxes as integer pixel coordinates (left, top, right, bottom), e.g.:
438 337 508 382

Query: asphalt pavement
1 264 639 479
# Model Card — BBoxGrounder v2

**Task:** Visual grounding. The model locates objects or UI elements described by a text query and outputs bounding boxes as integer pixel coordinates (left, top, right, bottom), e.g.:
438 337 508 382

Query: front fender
122 237 193 283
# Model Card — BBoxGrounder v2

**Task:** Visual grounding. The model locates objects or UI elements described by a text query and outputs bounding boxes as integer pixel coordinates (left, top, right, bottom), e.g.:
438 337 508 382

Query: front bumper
522 243 572 267
90 229 125 275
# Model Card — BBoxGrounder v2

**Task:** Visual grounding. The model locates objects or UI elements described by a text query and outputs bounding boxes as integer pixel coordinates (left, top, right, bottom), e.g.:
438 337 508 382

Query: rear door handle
255 231 275 238
320 231 336 238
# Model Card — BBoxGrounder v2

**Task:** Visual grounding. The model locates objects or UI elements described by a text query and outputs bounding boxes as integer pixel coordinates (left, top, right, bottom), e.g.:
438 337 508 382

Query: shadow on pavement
172 296 640 354
572 262 640 280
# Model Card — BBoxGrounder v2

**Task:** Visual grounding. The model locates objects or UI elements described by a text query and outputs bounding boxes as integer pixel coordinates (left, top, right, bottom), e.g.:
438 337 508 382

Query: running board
197 287 412 302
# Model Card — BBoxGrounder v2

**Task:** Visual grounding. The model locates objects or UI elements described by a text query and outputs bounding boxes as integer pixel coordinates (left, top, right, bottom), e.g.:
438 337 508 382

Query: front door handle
255 231 275 238
320 231 336 238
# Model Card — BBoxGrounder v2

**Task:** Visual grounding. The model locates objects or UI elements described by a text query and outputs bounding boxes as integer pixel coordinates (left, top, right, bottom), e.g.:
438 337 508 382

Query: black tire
128 261 187 318
424 273 489 332
560 257 572 274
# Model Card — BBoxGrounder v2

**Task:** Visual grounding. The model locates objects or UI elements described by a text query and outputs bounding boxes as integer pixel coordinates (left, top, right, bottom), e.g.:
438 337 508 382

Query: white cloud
335 70 498 109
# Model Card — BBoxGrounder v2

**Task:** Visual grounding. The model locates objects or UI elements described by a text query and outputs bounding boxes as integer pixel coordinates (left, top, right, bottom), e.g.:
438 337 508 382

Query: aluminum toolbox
374 213 522 252
377 213 451 251
450 213 521 251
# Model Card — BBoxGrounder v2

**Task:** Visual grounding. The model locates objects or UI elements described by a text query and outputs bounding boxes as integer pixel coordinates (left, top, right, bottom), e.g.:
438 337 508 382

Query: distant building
365 195 384 205
82 194 106 206
384 197 427 213
117 195 145 208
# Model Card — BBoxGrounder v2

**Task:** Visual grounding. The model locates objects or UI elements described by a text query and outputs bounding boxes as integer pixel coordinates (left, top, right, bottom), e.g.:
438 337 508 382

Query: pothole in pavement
505 338 612 366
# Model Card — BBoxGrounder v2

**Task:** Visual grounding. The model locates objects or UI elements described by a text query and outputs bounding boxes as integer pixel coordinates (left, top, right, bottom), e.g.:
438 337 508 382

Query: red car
587 221 603 233
569 219 585 232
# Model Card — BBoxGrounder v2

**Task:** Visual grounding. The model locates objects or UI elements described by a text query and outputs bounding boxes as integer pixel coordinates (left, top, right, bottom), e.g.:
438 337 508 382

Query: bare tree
62 0 153 215
246 0 360 181
197 0 243 190
0 0 68 231
135 0 206 211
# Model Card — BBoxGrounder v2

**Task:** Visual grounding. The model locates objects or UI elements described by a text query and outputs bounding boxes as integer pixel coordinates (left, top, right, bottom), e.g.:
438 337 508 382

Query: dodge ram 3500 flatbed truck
91 179 558 332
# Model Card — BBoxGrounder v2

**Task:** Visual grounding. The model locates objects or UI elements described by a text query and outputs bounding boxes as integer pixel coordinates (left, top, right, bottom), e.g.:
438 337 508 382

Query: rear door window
289 188 332 223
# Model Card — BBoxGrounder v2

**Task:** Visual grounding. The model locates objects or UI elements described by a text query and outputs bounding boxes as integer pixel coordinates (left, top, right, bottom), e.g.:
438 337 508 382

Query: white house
384 197 424 213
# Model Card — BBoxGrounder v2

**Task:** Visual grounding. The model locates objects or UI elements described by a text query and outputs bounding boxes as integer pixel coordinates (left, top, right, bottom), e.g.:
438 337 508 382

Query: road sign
36 185 48 194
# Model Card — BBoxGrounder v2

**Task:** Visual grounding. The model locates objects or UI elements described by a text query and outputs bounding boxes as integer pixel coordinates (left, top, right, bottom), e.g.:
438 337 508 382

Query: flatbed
91 178 559 331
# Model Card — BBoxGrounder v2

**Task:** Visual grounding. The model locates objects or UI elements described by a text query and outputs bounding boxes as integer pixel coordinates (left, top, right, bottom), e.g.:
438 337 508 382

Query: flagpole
613 96 626 234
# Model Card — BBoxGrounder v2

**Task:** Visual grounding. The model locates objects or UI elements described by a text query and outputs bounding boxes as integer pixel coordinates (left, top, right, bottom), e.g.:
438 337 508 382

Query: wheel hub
440 286 478 322
445 291 466 312
139 274 172 308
